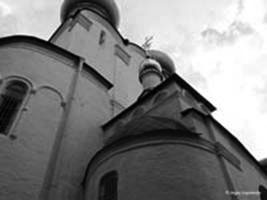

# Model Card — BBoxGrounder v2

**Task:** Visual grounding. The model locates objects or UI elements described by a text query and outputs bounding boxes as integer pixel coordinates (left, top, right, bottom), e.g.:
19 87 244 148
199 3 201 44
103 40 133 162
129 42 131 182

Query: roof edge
208 114 267 178
103 74 216 130
0 35 80 64
0 35 113 90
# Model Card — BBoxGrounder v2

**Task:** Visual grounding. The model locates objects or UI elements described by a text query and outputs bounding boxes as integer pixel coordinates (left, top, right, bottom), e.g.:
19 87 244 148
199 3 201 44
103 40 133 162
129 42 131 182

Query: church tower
42 0 149 199
0 0 145 199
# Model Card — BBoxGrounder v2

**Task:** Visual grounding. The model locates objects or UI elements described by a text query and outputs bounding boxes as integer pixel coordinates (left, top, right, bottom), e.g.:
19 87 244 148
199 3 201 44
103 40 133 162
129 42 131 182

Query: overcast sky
0 0 267 160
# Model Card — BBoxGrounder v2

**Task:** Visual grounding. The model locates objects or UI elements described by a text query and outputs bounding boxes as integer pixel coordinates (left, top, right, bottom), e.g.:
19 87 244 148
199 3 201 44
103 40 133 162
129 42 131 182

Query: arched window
99 171 118 200
259 185 267 200
0 80 29 135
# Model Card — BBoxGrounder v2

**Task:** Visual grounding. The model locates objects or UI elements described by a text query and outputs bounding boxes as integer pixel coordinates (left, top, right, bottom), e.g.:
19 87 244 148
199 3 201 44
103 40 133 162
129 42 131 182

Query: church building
0 0 267 199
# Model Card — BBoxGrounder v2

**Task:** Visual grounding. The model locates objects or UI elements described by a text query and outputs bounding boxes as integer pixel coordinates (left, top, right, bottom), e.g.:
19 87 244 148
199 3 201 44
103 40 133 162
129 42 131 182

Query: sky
0 0 267 160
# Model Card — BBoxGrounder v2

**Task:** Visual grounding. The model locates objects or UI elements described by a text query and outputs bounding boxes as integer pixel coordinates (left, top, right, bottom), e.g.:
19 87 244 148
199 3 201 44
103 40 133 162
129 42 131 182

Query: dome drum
139 58 163 83
61 0 120 28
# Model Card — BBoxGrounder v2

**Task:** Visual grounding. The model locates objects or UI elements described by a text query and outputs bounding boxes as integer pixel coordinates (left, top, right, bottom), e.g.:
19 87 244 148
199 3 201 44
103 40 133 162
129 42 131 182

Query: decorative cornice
0 35 80 66
82 63 113 90
68 13 93 32
76 13 93 31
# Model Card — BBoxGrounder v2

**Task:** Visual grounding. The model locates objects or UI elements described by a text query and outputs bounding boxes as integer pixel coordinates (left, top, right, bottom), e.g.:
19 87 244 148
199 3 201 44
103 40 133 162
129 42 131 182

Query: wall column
39 57 84 200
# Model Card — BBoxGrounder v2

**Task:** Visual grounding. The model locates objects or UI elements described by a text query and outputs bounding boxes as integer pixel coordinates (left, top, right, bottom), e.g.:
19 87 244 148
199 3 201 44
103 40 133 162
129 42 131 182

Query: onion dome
147 50 175 78
60 0 120 28
139 58 163 83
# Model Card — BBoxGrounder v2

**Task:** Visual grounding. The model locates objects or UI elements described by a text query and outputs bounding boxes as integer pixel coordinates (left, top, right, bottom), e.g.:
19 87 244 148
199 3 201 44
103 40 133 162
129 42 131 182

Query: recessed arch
36 85 66 106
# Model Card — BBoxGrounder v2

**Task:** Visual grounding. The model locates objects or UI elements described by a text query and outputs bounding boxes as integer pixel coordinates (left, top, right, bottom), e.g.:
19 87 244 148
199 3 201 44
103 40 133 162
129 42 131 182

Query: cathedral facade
0 0 267 200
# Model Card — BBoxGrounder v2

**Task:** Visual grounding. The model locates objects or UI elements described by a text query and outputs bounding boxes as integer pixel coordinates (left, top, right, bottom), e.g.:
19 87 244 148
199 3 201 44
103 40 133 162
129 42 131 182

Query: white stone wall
48 71 112 199
85 141 228 200
53 10 144 110
0 44 75 200
210 121 267 199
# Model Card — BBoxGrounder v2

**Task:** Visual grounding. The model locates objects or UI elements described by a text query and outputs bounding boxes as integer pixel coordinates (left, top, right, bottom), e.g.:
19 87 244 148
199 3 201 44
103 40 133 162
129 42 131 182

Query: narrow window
0 80 28 135
99 171 118 200
99 30 106 45
259 185 267 200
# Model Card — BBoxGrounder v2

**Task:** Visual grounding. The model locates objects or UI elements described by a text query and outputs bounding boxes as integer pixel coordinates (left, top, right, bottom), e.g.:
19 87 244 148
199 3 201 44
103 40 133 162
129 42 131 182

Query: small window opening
99 171 118 200
99 30 106 45
0 80 28 135
259 185 267 200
